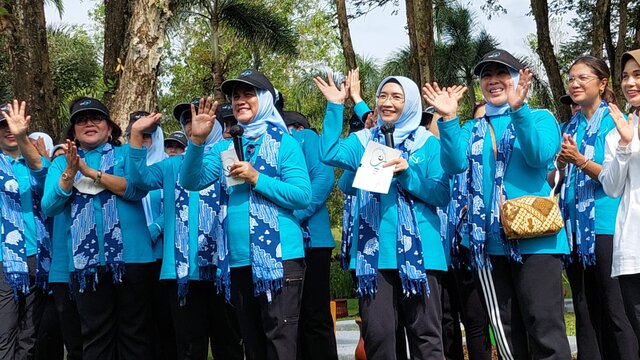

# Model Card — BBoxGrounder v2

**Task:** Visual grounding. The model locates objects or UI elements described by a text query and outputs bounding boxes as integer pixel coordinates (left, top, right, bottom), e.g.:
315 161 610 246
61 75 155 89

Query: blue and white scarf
174 169 220 304
340 193 357 270
356 130 427 297
0 154 51 300
70 143 124 292
559 101 607 266
465 118 520 267
447 172 468 268
217 126 284 302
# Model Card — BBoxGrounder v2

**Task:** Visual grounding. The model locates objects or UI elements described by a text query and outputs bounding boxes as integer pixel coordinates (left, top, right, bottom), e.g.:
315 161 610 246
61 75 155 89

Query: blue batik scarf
356 130 427 297
70 143 123 292
447 172 468 268
174 166 220 304
467 118 520 267
0 154 51 299
340 193 357 270
559 101 607 267
217 126 284 302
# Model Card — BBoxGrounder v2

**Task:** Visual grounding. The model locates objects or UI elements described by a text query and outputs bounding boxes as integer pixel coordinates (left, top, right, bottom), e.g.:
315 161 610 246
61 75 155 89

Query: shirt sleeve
396 137 450 206
119 146 148 201
437 117 473 175
179 141 222 191
128 147 166 191
42 156 72 217
599 128 633 198
510 104 561 169
319 102 365 171
293 132 335 221
337 170 357 196
28 156 50 193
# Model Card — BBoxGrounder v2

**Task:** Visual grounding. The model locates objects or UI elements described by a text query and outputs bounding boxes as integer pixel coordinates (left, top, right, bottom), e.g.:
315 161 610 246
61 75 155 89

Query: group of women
1 42 640 360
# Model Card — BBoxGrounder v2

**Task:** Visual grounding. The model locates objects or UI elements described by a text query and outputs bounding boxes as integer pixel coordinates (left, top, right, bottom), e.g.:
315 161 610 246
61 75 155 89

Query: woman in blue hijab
179 69 311 360
315 71 450 359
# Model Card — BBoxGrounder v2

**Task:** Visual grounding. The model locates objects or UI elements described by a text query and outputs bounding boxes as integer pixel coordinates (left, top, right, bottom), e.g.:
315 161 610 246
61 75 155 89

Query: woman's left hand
507 69 533 111
383 157 408 174
558 134 584 165
229 161 260 185
77 158 93 177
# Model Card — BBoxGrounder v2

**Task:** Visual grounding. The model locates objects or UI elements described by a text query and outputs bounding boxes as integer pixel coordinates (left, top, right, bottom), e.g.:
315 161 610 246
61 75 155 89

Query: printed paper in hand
220 149 245 186
352 141 401 194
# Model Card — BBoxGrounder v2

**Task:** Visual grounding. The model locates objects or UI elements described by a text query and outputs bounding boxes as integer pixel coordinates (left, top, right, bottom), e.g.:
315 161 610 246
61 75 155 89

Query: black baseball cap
348 112 364 133
125 111 157 136
69 97 110 124
0 104 8 122
559 94 576 106
164 131 188 149
283 111 310 129
421 106 435 127
473 49 524 76
172 98 200 125
221 69 276 100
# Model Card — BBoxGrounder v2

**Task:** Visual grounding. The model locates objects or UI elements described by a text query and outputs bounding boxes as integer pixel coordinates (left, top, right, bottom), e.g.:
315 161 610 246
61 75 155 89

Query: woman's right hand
422 82 465 120
64 140 79 177
190 96 218 145
348 68 362 104
609 103 635 146
313 71 349 104
131 113 162 135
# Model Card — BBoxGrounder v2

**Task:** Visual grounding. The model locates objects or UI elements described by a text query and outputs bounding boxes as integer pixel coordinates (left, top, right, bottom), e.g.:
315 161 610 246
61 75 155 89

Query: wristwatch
61 172 74 182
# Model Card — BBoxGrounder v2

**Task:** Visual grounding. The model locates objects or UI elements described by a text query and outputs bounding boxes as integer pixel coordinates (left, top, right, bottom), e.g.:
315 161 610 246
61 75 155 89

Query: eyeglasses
377 93 405 104
567 75 598 86
75 114 107 126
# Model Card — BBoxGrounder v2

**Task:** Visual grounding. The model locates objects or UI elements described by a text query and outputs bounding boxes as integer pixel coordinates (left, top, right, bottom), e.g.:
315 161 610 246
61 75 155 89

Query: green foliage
330 260 355 299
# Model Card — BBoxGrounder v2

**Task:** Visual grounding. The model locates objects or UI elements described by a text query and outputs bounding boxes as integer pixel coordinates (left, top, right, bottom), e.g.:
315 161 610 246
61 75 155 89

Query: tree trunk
591 0 609 57
108 0 172 131
530 0 571 122
103 0 133 107
405 0 420 83
604 0 614 69
465 72 475 115
413 0 434 86
209 0 226 103
613 0 629 106
0 0 58 138
335 0 357 71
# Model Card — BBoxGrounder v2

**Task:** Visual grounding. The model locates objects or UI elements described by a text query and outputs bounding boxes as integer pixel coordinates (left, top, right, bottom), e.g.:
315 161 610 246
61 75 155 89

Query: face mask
73 175 105 195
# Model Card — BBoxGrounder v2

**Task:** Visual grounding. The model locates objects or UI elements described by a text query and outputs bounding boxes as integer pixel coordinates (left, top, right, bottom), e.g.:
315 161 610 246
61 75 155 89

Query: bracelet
93 170 103 185
577 158 590 170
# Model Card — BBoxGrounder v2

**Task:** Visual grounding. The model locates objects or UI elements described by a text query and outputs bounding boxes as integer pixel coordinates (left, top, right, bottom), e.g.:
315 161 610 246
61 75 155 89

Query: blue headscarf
355 76 431 151
238 89 287 139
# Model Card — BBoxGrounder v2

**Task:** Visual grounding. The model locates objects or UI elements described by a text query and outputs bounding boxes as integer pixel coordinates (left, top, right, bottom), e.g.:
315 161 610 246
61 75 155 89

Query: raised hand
348 68 363 103
131 112 162 135
422 82 463 120
446 85 468 104
64 140 80 176
1 100 30 138
365 108 377 129
189 96 218 145
30 137 50 160
313 71 348 104
507 69 533 111
608 103 635 146
558 134 584 165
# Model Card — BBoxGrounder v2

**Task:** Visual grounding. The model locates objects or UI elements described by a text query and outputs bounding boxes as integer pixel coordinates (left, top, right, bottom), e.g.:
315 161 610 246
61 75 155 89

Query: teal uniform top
179 134 311 268
42 143 154 269
321 102 450 271
290 128 335 248
438 104 570 255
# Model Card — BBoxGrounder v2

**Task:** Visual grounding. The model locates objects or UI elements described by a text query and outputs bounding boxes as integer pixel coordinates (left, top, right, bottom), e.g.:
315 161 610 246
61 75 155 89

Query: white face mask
73 175 105 195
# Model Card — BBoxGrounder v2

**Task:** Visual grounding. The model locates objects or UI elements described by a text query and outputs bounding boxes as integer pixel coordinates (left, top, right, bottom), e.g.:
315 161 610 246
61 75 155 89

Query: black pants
441 265 492 360
0 256 45 360
567 234 638 360
478 254 571 360
166 280 243 360
50 282 82 360
619 273 640 359
298 248 337 360
34 292 64 360
151 260 177 360
359 269 443 360
231 259 305 360
73 262 154 360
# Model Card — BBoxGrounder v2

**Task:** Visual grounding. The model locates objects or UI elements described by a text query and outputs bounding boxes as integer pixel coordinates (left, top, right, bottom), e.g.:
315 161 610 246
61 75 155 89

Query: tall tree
404 0 420 81
103 0 133 106
335 0 356 70
0 0 58 135
412 0 434 86
530 0 570 121
591 0 609 57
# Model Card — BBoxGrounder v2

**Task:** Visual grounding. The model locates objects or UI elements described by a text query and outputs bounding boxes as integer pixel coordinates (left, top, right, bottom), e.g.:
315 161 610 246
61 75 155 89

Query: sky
44 0 576 64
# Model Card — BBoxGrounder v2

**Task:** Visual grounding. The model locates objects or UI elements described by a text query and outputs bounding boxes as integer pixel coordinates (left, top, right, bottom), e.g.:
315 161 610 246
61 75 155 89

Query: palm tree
381 46 412 79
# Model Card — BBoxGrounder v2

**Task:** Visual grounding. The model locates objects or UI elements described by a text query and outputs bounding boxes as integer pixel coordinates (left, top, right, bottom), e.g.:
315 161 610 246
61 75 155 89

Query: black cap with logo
216 102 236 126
473 49 524 76
221 69 276 100
172 98 200 125
69 97 110 124
283 111 310 129
164 131 188 149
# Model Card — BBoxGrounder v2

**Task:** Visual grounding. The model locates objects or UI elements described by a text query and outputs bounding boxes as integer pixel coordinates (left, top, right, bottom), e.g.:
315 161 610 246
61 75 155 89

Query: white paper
352 141 401 194
73 175 106 195
220 149 245 187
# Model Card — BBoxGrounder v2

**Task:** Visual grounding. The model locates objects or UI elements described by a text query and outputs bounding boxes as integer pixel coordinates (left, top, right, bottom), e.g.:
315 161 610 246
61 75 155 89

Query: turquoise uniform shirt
321 102 450 271
438 104 570 255
180 134 311 268
290 129 335 249
42 143 153 268
48 214 70 283
146 189 164 259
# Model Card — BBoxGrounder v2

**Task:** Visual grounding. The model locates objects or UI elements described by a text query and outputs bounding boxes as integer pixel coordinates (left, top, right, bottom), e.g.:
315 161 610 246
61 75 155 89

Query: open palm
609 103 635 146
1 100 30 137
190 97 218 145
507 69 533 111
422 82 463 120
314 72 349 104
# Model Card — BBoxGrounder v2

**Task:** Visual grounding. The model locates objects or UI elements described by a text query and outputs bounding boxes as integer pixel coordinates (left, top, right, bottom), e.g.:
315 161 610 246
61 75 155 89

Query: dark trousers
50 283 83 360
619 273 640 359
73 262 154 360
0 256 45 360
34 292 64 360
151 260 177 360
478 254 571 360
298 248 338 360
231 259 305 360
166 280 243 360
567 234 638 360
442 265 492 360
359 269 443 360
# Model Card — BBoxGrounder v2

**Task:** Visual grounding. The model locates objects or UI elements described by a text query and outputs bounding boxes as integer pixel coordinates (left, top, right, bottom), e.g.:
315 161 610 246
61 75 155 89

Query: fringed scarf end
5 272 29 301
177 282 189 307
199 265 217 282
356 274 378 298
108 263 125 284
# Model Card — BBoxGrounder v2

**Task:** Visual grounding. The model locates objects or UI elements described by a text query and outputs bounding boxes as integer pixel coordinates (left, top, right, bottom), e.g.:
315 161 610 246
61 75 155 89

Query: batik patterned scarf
356 130 427 297
467 118 519 267
70 143 123 292
447 172 468 268
217 126 283 302
340 193 357 270
0 154 51 299
174 165 220 304
559 101 607 266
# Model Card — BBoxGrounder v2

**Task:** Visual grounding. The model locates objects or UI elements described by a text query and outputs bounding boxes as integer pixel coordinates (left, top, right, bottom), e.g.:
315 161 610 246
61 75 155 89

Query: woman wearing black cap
41 97 155 360
425 49 572 359
179 69 311 360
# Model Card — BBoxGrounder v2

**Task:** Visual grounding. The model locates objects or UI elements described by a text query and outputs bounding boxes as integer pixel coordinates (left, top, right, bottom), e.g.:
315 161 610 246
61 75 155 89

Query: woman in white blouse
599 48 640 343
